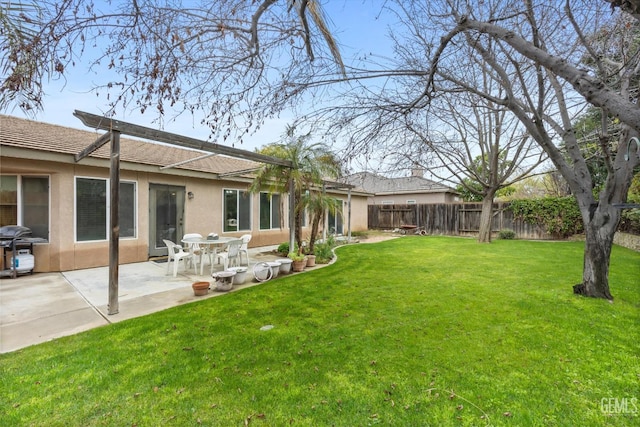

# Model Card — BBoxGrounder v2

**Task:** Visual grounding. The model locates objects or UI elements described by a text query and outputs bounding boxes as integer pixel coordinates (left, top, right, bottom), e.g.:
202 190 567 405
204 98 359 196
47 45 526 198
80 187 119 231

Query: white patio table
181 236 235 275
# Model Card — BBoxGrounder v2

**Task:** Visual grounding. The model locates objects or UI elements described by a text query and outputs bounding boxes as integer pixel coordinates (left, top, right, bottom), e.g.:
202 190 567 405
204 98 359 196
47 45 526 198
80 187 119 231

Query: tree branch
455 17 640 131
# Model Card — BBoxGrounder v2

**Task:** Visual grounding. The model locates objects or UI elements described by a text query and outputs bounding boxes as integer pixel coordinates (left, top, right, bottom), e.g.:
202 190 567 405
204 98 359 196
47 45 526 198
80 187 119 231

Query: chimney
411 168 424 178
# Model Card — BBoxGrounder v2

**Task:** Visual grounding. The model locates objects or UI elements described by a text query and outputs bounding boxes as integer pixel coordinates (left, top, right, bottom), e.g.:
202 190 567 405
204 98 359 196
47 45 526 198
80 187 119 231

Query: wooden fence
368 203 553 240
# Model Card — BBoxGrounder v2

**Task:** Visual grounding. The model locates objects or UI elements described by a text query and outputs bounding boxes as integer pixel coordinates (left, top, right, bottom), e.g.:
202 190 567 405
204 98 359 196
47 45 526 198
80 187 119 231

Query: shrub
277 242 298 255
287 251 305 261
498 229 516 240
509 197 583 238
276 242 289 255
314 242 333 263
619 209 640 235
618 177 640 235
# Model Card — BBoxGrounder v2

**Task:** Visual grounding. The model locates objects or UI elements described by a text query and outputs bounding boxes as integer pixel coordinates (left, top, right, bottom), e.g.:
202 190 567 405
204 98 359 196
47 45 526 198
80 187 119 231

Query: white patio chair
199 232 221 275
216 239 243 270
182 233 203 271
163 239 196 277
239 234 252 266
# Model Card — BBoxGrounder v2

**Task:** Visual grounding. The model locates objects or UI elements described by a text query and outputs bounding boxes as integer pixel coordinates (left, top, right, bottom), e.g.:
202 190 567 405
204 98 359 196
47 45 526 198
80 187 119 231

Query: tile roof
344 171 456 195
0 115 259 175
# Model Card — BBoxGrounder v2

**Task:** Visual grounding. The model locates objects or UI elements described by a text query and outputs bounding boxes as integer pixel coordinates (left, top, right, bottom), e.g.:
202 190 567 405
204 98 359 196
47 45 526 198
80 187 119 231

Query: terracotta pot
192 281 210 296
306 255 316 267
292 259 306 272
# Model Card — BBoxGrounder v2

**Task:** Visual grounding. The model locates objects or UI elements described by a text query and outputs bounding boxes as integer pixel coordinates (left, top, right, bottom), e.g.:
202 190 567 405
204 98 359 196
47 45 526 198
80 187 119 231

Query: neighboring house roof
0 115 259 175
344 171 457 195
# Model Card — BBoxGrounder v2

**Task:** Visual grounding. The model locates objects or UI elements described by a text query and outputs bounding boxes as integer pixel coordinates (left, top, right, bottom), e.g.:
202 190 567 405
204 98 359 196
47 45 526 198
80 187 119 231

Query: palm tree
249 126 341 250
303 188 341 254
287 0 346 76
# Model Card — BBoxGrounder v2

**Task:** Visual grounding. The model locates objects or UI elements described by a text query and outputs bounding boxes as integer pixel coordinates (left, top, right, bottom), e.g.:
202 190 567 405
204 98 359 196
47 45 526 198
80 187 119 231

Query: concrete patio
1 233 397 354
0 244 298 353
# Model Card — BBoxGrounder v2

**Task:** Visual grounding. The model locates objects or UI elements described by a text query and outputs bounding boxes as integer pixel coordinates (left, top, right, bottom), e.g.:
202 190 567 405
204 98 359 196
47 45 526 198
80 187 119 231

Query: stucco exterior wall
346 195 369 232
1 155 369 272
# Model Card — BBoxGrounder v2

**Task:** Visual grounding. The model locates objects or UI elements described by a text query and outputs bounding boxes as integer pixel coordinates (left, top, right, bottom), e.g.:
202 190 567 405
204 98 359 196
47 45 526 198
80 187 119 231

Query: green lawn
2 237 639 426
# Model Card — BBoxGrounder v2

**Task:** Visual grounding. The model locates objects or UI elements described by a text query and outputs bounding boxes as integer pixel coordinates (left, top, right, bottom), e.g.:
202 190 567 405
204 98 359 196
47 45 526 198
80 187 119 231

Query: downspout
322 183 328 241
347 188 352 241
289 177 295 253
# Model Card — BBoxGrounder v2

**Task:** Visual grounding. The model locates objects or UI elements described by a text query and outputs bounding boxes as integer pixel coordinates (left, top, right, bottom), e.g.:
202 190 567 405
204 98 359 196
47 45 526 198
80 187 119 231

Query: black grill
1 225 42 278
0 225 33 239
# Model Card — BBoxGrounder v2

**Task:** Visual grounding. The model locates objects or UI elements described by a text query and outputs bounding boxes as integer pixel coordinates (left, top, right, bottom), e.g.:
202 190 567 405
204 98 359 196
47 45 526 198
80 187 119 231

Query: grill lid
0 225 33 239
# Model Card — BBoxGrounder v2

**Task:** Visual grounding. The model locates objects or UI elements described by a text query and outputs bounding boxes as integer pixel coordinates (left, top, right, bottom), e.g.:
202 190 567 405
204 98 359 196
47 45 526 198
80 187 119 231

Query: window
0 176 18 228
75 177 137 242
76 178 107 241
224 189 251 232
0 175 50 240
119 182 136 238
328 199 344 235
260 192 281 230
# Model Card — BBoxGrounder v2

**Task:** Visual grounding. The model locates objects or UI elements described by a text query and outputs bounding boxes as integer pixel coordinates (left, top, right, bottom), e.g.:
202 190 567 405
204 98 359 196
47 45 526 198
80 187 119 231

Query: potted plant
288 251 307 272
305 250 316 267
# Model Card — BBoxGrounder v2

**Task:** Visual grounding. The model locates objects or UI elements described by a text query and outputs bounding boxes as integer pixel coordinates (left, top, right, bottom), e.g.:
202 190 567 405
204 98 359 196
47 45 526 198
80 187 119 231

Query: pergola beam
74 131 111 162
160 152 218 170
73 110 297 316
73 110 293 168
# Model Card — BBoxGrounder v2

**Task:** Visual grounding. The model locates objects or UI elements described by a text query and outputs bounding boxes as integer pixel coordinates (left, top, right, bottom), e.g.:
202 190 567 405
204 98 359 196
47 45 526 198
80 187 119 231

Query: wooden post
108 130 120 315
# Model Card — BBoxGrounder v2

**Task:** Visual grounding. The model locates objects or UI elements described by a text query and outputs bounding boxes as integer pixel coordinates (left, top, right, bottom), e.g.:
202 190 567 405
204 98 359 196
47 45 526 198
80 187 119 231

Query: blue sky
10 1 393 152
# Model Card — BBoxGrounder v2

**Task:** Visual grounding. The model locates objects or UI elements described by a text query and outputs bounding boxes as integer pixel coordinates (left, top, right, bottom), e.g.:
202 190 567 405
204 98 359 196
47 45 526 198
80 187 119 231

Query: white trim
74 176 138 242
259 191 281 230
222 187 252 233
120 181 138 239
0 174 51 242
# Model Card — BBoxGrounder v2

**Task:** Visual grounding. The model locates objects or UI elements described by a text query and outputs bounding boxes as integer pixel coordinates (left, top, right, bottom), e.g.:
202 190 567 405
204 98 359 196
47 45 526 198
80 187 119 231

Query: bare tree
300 0 637 299
0 0 344 142
402 88 546 243
412 1 638 298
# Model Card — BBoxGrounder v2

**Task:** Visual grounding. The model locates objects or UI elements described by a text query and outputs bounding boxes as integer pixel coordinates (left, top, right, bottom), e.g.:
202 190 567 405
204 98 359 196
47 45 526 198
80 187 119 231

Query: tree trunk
477 190 496 243
308 213 322 254
572 205 617 300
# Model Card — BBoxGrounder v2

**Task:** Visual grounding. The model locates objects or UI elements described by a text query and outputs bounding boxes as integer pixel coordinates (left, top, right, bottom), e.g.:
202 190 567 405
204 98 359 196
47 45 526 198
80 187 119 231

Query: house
0 115 369 273
344 170 459 205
